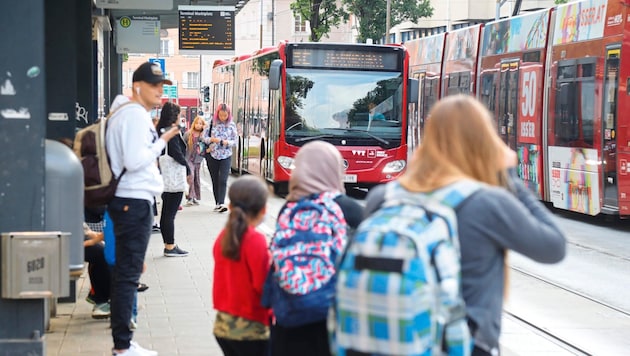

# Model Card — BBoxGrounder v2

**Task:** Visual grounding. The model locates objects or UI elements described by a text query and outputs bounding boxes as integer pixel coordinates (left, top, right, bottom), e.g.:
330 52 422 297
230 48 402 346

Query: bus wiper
329 128 390 146
294 134 335 143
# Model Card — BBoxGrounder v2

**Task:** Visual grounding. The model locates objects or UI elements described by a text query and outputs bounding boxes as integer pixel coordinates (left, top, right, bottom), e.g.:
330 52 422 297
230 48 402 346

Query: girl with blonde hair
365 95 566 356
183 116 206 205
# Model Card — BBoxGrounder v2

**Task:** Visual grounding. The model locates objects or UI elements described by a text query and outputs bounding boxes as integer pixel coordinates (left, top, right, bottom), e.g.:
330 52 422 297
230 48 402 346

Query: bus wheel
273 182 288 197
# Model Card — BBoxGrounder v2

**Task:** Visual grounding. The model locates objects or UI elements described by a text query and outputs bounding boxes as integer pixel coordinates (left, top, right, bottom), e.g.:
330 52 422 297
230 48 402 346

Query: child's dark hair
222 175 269 260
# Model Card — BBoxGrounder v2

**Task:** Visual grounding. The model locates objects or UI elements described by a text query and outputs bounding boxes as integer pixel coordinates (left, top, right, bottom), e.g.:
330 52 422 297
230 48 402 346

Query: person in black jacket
156 102 190 257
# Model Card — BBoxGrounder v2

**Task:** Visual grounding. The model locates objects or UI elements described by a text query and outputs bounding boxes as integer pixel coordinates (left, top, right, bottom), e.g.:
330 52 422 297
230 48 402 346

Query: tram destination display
179 6 234 54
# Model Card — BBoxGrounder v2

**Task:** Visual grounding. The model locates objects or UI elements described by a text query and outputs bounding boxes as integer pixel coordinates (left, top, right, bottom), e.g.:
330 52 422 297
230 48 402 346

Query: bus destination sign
179 7 234 53
290 48 400 71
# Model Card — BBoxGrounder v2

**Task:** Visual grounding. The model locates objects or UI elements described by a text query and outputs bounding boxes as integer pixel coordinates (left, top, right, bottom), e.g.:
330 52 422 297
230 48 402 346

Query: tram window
581 63 594 78
554 82 578 144
558 65 576 79
580 81 595 146
447 73 460 95
522 51 541 63
553 60 596 147
459 72 470 93
479 73 497 113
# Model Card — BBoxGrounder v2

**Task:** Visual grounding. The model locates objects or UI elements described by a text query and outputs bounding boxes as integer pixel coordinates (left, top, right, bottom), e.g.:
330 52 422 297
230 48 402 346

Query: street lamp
385 0 391 43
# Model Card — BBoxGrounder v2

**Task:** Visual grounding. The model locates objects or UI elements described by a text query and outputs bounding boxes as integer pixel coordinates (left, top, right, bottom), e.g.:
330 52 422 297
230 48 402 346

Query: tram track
502 311 591 356
504 266 630 355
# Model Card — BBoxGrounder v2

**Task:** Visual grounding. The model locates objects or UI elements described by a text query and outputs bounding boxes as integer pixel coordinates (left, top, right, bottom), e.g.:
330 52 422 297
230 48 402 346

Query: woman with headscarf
286 140 363 229
269 140 363 356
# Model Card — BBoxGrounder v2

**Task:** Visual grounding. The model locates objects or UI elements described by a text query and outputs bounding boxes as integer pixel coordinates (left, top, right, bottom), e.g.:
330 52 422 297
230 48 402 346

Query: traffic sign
163 84 177 99
149 58 166 74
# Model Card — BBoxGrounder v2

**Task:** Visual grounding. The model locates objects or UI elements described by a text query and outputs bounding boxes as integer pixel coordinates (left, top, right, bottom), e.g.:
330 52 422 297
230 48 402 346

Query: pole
385 0 391 44
271 0 275 46
259 0 263 48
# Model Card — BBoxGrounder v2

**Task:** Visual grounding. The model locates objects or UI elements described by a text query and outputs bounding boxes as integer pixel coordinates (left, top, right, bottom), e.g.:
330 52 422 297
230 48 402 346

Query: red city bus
211 41 418 193
404 33 446 153
477 9 553 200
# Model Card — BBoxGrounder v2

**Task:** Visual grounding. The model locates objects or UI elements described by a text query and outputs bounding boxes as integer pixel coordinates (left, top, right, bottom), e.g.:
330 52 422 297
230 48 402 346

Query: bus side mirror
269 60 283 90
408 78 419 104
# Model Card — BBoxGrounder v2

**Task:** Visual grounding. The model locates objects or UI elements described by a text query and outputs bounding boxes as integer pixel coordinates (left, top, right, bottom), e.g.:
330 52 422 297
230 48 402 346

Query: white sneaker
130 341 157 356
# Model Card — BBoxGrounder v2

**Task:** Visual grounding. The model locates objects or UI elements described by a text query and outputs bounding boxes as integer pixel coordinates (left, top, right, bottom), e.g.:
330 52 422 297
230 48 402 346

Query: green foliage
344 0 433 43
554 0 569 3
290 0 349 42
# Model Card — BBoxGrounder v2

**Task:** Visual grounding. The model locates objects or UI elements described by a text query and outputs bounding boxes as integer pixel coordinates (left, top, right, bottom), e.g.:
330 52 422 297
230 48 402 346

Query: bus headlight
277 156 295 170
383 160 406 173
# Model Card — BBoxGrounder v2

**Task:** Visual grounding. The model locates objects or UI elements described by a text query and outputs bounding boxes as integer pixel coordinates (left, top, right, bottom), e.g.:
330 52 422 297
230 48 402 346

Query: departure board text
179 9 234 51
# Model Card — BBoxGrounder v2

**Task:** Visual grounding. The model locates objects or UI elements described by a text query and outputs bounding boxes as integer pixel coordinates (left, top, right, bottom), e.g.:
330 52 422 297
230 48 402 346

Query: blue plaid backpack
262 192 347 327
332 180 479 356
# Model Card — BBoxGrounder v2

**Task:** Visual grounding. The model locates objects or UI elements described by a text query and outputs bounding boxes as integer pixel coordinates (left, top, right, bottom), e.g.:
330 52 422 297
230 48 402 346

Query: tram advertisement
517 144 542 199
518 66 541 144
548 147 600 215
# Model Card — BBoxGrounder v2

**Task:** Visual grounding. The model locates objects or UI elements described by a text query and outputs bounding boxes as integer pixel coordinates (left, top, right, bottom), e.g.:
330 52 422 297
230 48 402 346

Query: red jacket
213 226 271 325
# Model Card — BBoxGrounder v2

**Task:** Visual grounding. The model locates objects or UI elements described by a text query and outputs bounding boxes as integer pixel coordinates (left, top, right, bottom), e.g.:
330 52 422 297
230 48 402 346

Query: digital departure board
179 6 234 54
289 47 401 71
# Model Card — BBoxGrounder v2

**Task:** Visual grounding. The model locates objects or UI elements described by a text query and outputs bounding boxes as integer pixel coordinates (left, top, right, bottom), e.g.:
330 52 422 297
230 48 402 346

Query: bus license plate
343 174 357 183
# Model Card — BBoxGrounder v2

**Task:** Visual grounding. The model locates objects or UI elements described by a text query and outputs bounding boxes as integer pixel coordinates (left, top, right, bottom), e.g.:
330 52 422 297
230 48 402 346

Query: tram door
603 46 620 209
497 60 520 150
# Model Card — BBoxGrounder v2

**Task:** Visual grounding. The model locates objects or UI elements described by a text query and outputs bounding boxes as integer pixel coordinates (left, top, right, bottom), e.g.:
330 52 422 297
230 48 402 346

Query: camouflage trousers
213 311 270 341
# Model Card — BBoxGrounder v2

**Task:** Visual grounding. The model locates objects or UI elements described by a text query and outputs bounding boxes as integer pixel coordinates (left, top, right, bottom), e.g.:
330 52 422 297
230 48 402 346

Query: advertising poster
482 10 549 56
552 0 608 45
548 146 600 215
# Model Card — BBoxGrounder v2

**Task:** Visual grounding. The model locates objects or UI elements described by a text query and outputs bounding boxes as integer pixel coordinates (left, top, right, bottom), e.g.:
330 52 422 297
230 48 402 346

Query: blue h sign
148 58 165 74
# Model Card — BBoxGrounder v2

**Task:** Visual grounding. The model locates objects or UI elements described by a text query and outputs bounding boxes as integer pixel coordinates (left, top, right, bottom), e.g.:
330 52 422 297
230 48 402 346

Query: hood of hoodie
110 95 131 112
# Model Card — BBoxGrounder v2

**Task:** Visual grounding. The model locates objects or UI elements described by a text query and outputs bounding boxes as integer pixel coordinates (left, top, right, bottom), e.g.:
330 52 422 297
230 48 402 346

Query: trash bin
44 139 84 277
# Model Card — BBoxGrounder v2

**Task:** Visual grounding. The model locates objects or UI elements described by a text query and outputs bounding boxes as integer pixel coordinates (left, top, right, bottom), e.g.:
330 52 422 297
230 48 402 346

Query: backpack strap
383 179 482 210
104 101 138 180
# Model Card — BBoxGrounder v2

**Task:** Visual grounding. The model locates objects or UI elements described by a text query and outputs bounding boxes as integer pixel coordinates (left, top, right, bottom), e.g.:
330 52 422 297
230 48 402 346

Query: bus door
498 60 520 150
242 78 252 173
408 71 424 154
603 46 620 210
264 83 278 183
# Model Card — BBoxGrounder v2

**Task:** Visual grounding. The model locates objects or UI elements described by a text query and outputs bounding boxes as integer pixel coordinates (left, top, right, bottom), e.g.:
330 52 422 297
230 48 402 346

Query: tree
554 0 569 3
344 0 433 43
290 0 349 42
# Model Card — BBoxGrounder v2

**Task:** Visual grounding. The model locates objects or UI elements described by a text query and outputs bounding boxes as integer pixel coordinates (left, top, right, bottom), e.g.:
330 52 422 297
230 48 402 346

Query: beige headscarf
286 141 346 201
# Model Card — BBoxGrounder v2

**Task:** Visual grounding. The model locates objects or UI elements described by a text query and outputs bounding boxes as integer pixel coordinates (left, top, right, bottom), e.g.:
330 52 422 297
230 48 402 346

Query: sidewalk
45 170 573 355
46 171 248 356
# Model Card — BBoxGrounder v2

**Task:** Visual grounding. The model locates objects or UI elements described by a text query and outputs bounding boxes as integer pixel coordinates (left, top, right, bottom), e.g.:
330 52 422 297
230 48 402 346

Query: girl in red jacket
213 175 271 355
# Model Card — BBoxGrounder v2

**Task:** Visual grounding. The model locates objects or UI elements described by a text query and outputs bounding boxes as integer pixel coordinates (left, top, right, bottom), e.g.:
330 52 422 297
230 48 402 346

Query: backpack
73 103 133 207
261 192 347 327
332 180 479 356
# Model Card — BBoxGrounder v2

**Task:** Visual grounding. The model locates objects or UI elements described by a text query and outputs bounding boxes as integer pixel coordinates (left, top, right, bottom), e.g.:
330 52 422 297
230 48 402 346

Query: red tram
405 0 630 217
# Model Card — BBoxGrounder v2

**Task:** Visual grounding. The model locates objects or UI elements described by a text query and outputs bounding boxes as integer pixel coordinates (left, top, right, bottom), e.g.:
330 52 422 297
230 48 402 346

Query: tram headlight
383 160 406 173
277 156 295 170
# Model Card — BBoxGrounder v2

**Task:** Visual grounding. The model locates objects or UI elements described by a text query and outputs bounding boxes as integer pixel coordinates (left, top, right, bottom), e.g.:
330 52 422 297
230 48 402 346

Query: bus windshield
284 68 403 146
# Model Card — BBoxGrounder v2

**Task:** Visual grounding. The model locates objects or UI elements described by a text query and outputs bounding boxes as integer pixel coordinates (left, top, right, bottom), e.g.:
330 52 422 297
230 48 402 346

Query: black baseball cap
132 62 173 85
